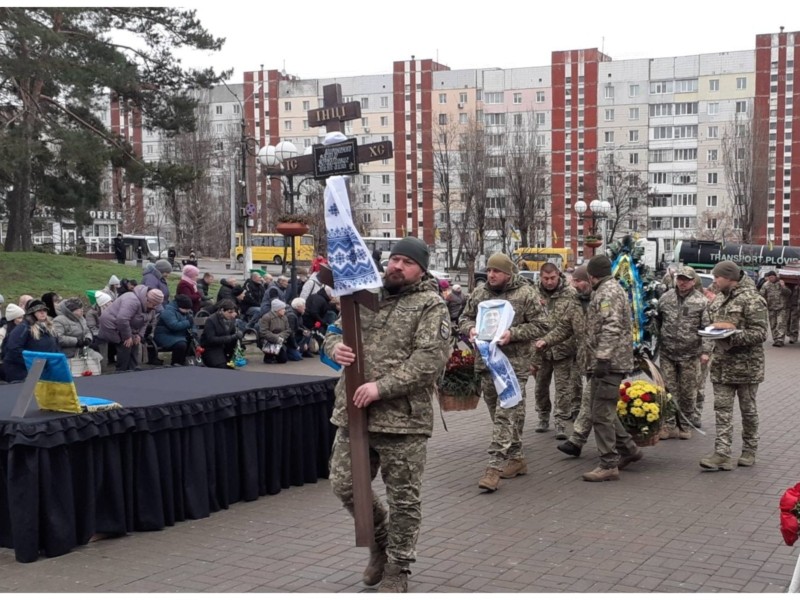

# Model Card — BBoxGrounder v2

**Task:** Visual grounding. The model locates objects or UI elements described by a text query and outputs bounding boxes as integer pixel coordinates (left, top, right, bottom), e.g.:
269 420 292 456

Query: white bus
361 236 402 261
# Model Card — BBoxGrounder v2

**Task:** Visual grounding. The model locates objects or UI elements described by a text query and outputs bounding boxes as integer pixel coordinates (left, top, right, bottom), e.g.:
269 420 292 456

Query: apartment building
102 29 798 265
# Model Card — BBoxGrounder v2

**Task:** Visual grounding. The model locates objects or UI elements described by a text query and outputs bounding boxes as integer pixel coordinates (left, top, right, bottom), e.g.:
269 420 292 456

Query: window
284 120 292 131
485 92 504 104
485 113 506 126
513 113 523 126
707 149 718 161
707 172 718 184
629 107 639 120
382 213 391 224
674 193 697 206
629 152 639 165
381 175 390 185
674 102 698 115
736 76 747 90
674 148 697 160
651 172 668 184
381 96 389 108
284 101 292 111
459 113 468 124
438 114 447 125
536 91 545 103
650 217 665 229
303 100 310 111
673 216 695 229
361 97 369 109
361 117 369 128
650 80 673 94
513 92 522 104
709 79 719 91
707 126 719 139
604 85 614 99
380 116 388 127
707 218 718 229
215 105 222 115
438 93 447 104
707 102 719 115
653 126 673 139
707 195 718 207
651 195 671 207
629 84 639 97
362 212 371 223
675 79 698 93
649 149 672 162
362 175 370 185
736 100 748 114
535 113 545 125
649 103 673 117
629 130 639 142
303 119 309 130
232 104 240 115
605 108 615 121
535 134 546 147
604 131 614 144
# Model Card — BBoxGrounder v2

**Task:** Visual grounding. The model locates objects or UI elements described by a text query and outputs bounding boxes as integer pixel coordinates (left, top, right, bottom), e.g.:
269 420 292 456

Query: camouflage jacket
585 276 634 374
534 290 590 370
657 288 712 359
760 280 791 311
535 276 579 361
458 275 550 373
709 279 768 384
323 277 451 437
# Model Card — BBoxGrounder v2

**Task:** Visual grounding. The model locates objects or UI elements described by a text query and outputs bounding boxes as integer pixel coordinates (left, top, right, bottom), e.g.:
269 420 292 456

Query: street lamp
574 198 611 256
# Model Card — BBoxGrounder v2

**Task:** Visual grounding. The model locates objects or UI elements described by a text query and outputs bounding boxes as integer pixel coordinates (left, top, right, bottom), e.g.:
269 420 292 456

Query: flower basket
617 358 670 447
437 335 481 412
780 481 800 546
585 238 603 248
276 222 309 237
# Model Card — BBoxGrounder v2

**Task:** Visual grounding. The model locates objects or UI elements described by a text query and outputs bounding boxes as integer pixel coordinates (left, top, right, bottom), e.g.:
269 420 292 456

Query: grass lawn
0 252 219 306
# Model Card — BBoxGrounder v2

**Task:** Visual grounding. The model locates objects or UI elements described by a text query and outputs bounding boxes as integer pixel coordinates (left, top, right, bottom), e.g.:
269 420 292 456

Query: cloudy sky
178 0 796 82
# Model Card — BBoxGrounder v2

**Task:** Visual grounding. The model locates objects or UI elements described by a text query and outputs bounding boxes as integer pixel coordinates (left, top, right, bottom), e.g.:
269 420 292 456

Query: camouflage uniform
759 279 790 343
708 274 768 458
786 285 800 343
695 359 710 423
458 275 549 469
532 276 580 429
657 286 711 430
585 275 638 469
324 277 451 568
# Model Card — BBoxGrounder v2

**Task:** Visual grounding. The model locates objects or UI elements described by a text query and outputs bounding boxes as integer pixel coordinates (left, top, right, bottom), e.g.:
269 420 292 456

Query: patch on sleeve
440 319 451 340
599 300 611 312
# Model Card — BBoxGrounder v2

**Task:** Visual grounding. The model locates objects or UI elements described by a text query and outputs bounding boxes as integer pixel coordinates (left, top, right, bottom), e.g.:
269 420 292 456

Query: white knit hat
108 275 120 286
5 303 24 321
95 291 113 307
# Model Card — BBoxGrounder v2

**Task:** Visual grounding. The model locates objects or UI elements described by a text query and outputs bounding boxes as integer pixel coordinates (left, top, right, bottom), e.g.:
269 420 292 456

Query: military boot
618 448 644 470
659 425 679 440
554 422 568 440
362 542 388 586
677 428 692 440
738 451 756 467
378 564 408 593
500 458 527 479
534 419 550 433
557 440 582 457
699 452 733 471
582 466 620 482
478 467 502 492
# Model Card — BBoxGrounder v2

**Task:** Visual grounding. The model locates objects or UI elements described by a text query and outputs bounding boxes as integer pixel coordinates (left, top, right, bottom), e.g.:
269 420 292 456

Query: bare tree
432 117 462 268
721 108 769 244
588 152 650 243
693 208 741 242
503 111 551 249
455 116 489 289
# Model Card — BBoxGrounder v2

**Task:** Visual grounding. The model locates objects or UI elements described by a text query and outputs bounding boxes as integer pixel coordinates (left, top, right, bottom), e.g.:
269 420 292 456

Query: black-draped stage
0 367 337 563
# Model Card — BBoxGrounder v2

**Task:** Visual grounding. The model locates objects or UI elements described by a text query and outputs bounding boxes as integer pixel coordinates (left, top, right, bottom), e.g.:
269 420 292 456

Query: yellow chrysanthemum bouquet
617 379 669 446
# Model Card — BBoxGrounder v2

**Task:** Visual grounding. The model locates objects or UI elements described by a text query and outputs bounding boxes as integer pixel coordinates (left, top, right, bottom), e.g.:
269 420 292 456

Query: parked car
429 269 451 282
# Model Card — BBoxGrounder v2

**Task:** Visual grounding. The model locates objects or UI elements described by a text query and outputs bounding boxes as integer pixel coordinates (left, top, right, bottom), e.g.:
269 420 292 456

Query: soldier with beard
459 253 552 492
324 237 451 593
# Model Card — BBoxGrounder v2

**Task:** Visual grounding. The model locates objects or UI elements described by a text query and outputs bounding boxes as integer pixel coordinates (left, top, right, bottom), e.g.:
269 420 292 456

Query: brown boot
500 458 528 479
618 448 644 470
478 467 502 492
659 425 679 440
378 563 408 593
677 428 692 440
362 542 388 586
582 466 620 482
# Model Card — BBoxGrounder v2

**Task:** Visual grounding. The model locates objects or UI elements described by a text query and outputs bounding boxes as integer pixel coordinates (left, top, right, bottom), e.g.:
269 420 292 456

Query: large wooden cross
310 84 393 547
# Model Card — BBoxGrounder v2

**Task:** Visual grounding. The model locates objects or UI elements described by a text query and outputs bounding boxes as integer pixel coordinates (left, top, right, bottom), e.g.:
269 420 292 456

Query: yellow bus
234 232 315 265
512 247 574 271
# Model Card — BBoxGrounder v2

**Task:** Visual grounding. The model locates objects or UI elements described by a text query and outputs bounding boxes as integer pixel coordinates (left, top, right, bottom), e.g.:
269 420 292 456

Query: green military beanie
587 255 612 278
389 236 429 271
486 253 515 275
711 260 740 281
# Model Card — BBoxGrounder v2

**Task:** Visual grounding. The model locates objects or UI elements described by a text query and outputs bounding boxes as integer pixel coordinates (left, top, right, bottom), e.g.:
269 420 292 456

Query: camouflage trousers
589 373 638 469
768 308 787 342
482 370 529 469
788 305 800 342
696 359 710 421
711 383 759 457
660 356 700 429
534 356 575 425
569 375 593 447
329 428 427 567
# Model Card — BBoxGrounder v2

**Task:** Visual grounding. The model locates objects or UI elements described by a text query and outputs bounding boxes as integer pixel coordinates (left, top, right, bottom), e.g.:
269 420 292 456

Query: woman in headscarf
177 264 202 313
41 292 62 318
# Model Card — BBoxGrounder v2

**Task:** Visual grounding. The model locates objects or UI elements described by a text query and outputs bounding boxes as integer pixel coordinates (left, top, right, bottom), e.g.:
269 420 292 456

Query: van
122 235 169 261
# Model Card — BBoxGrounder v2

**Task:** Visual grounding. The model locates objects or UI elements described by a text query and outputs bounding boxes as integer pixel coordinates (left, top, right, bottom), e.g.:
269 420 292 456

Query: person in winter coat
303 285 337 332
98 285 164 372
445 283 466 323
53 298 104 368
176 264 202 314
200 299 243 369
85 291 114 362
287 298 313 359
216 277 238 303
142 259 172 306
3 299 61 383
102 275 120 301
258 299 291 364
0 303 25 381
154 295 195 366
41 292 61 318
198 272 214 305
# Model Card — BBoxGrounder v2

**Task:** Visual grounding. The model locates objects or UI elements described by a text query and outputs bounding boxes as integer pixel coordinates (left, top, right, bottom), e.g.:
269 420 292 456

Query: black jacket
200 312 237 368
303 288 335 330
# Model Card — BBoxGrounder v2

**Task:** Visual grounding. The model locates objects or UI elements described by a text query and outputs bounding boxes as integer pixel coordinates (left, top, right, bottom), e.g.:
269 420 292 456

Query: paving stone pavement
1 343 799 592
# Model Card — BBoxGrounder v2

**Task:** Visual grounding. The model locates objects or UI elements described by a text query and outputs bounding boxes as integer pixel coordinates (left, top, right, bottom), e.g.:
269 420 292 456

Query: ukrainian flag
22 351 119 413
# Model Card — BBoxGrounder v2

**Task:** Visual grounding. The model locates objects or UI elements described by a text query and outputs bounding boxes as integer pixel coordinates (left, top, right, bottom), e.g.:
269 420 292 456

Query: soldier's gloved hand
593 359 611 379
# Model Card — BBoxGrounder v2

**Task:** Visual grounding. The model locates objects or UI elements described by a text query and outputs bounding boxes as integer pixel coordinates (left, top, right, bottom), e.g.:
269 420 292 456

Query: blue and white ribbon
474 299 522 409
